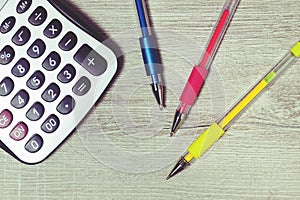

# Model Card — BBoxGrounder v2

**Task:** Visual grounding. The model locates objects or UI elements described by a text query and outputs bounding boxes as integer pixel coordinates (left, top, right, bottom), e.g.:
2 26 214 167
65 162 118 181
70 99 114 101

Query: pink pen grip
180 66 208 106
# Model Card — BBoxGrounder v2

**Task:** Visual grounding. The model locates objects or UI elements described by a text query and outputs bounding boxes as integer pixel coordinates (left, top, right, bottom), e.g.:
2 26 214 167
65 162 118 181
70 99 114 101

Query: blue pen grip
139 35 163 82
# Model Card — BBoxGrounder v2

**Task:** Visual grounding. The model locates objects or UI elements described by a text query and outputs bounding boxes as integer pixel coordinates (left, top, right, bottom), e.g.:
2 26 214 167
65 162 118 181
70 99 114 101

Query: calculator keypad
0 0 117 163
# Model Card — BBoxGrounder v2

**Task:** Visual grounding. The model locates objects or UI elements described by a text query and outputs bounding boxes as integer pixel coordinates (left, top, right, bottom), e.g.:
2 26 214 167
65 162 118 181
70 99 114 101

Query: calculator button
42 51 61 71
59 31 77 51
0 77 14 96
11 90 29 109
27 39 46 58
28 6 47 26
10 122 28 141
42 83 60 102
0 45 15 65
17 0 32 14
0 16 16 34
74 44 107 76
12 26 31 46
57 64 76 83
11 58 30 77
26 102 44 121
44 19 62 39
26 71 45 90
0 109 13 129
72 76 91 96
25 134 43 153
41 114 60 133
57 95 75 115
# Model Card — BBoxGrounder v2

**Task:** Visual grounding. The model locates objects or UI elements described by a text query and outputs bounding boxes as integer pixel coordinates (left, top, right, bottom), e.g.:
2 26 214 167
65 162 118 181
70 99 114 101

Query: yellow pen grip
188 123 225 159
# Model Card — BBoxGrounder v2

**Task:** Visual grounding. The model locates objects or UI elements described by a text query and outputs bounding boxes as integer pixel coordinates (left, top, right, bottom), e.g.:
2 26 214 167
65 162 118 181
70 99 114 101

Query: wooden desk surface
1 0 300 199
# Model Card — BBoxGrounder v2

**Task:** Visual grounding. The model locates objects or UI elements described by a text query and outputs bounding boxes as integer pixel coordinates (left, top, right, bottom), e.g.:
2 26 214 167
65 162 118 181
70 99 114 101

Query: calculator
0 0 118 164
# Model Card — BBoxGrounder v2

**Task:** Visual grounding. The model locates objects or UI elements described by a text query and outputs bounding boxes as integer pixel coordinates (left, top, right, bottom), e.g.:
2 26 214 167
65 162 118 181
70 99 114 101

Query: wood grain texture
1 0 300 199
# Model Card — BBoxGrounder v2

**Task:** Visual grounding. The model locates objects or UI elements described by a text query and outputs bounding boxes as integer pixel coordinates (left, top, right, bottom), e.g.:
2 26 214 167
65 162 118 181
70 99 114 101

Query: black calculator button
41 114 60 133
12 26 31 46
0 77 14 96
42 83 60 102
17 0 32 14
72 76 91 96
44 19 62 39
11 90 29 109
10 122 28 141
26 102 44 121
0 16 16 34
27 39 46 58
57 64 76 83
25 134 43 153
57 95 75 115
74 44 107 76
12 58 30 77
59 31 77 51
0 45 15 65
26 70 45 90
0 109 13 129
42 51 61 71
28 6 47 26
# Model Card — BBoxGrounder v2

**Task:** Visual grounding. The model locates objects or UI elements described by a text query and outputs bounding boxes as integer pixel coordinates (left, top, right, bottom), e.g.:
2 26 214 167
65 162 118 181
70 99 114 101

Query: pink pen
170 0 241 136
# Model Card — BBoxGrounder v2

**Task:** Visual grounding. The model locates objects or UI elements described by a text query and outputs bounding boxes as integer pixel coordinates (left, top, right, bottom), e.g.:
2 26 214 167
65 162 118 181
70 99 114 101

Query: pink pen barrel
171 0 240 135
199 9 230 68
179 9 230 108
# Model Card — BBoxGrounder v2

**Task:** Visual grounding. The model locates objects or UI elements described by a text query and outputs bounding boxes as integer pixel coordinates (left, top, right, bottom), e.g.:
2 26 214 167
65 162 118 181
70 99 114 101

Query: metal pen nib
170 110 186 136
151 82 165 110
166 157 190 180
170 104 190 136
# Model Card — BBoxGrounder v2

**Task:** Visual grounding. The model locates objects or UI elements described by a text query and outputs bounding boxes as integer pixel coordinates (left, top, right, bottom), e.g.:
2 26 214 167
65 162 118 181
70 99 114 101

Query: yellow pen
166 41 300 180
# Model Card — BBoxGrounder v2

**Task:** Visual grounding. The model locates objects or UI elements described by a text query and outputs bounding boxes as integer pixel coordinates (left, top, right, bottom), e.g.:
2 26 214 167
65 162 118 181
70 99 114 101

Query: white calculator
0 0 118 164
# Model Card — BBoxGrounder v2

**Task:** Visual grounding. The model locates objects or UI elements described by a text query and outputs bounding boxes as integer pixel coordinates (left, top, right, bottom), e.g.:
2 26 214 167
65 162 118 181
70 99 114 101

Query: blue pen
135 0 165 109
